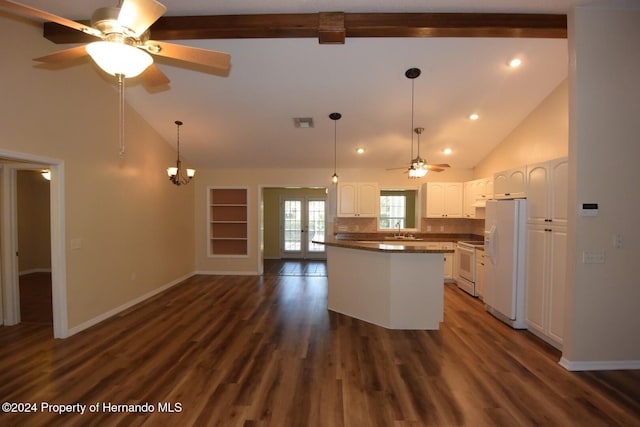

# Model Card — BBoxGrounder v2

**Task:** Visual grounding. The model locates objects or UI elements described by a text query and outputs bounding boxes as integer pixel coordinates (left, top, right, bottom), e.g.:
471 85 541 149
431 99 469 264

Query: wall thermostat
579 203 599 216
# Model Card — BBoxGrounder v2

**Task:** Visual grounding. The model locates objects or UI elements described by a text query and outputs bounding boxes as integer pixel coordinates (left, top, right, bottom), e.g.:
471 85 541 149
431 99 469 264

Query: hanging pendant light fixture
405 67 428 179
329 112 342 184
167 120 195 186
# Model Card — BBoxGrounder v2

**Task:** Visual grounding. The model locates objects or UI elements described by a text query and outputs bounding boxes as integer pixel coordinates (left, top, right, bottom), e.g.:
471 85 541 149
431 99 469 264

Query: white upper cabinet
463 177 492 218
425 182 463 218
526 157 568 226
493 166 526 199
337 182 379 217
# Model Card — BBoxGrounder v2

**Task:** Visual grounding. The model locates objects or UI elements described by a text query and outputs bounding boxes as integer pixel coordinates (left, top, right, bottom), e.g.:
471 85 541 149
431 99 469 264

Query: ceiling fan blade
386 167 408 171
142 63 170 87
0 0 102 38
426 167 445 172
429 163 451 168
33 45 88 63
144 40 231 71
118 0 167 37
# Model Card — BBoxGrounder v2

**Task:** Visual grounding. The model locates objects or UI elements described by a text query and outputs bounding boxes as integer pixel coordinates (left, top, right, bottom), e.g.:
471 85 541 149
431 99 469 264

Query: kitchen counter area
315 237 457 330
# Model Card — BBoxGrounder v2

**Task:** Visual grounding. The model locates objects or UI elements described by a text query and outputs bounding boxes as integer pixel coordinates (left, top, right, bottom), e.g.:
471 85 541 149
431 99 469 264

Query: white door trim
0 148 67 338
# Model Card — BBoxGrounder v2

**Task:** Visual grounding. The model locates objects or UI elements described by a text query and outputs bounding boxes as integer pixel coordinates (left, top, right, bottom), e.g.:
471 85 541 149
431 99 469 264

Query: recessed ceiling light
508 58 522 68
443 148 452 155
469 113 479 121
356 147 365 154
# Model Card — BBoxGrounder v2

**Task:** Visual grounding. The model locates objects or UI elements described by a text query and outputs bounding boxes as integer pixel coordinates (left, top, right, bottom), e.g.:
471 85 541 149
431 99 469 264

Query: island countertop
314 237 455 254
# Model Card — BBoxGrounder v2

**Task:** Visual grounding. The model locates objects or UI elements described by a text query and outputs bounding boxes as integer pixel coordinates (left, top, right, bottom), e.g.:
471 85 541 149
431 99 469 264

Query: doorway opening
262 187 327 275
17 170 52 324
0 150 67 338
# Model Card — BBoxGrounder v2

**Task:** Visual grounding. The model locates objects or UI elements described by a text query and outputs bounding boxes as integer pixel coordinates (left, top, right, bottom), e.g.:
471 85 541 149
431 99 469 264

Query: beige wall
1 14 195 331
474 79 569 178
563 4 640 366
194 167 474 273
17 170 51 273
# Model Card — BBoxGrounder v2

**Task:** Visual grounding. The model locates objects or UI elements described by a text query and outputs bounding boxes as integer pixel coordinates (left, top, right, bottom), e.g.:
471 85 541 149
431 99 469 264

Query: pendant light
167 120 195 186
405 67 427 179
329 112 342 184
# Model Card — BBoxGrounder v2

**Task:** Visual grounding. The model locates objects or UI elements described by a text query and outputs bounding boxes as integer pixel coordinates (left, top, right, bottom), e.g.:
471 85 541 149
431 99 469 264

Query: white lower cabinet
444 252 454 282
525 224 567 349
475 250 484 298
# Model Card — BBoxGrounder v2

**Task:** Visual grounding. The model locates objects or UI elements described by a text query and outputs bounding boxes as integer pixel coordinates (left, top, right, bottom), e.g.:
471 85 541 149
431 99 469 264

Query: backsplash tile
334 217 485 235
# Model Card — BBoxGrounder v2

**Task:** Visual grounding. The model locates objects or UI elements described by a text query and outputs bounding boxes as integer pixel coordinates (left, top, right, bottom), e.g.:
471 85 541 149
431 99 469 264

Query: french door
281 196 326 259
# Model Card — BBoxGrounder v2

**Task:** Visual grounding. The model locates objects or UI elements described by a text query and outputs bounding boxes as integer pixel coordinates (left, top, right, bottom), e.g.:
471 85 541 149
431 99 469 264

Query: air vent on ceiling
293 117 314 128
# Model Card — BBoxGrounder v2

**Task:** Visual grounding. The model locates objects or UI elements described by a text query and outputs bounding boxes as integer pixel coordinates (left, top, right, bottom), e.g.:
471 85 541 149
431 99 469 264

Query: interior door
281 196 326 259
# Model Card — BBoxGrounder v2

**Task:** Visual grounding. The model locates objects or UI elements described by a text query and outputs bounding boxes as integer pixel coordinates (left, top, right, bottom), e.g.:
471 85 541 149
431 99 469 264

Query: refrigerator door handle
485 225 497 265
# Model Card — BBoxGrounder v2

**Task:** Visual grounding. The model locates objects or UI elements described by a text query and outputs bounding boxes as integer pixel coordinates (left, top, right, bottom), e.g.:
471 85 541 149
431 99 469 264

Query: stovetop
457 240 485 248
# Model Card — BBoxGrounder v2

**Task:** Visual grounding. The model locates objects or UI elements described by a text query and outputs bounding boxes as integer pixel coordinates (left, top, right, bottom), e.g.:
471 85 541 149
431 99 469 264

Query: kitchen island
315 238 454 330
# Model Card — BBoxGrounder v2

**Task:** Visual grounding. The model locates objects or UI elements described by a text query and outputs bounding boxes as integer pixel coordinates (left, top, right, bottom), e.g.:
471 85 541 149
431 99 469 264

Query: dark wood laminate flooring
0 263 638 426
18 272 53 324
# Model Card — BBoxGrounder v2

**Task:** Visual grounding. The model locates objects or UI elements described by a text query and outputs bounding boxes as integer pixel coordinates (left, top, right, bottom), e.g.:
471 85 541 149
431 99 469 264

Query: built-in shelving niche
208 187 248 256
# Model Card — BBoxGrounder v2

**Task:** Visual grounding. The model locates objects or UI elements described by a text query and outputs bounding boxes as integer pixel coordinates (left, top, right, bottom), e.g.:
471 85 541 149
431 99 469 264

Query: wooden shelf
209 188 248 256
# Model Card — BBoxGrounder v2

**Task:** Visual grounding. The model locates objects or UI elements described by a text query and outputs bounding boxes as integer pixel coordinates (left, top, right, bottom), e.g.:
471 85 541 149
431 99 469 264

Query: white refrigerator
483 199 527 329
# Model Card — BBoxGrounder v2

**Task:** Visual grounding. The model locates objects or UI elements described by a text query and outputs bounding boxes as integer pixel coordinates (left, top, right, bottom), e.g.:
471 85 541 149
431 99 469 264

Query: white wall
562 3 640 368
474 79 568 178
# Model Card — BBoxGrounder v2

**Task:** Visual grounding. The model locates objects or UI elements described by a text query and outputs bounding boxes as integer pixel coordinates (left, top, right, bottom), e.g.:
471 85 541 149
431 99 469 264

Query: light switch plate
582 250 605 264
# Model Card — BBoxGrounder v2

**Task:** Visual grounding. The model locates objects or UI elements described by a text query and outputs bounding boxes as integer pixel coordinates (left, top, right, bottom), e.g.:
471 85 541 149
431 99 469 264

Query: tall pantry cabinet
524 157 568 349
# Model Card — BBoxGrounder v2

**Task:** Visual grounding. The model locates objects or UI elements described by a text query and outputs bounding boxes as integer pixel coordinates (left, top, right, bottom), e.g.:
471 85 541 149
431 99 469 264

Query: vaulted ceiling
6 1 586 170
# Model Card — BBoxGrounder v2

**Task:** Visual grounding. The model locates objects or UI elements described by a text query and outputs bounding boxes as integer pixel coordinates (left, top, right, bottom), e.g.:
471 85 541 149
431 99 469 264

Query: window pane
379 195 406 229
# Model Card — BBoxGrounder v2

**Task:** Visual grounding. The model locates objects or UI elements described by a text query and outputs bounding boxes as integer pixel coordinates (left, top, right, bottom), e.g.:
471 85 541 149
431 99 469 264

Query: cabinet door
444 183 463 217
426 183 446 217
357 183 379 217
493 171 509 198
443 253 453 280
463 181 476 218
525 225 548 335
548 228 567 344
337 183 357 217
526 162 550 225
549 158 569 227
508 168 526 198
476 252 484 298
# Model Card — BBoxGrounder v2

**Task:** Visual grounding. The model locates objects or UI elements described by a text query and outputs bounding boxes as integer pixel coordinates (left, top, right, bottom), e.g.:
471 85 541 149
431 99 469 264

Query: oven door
455 244 476 283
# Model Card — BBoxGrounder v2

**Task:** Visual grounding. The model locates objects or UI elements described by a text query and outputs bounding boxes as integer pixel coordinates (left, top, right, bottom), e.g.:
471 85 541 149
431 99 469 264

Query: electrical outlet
440 225 445 232
613 234 623 249
582 250 605 264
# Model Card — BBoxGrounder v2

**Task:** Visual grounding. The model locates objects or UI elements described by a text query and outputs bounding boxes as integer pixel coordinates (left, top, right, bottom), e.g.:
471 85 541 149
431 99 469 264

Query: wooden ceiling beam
42 12 567 44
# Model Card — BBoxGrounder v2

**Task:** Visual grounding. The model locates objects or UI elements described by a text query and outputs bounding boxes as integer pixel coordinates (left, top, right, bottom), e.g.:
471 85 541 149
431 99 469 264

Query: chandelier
167 120 195 186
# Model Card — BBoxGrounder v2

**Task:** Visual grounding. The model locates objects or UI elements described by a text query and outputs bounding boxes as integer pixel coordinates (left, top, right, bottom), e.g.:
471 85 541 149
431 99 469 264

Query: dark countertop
314 237 455 254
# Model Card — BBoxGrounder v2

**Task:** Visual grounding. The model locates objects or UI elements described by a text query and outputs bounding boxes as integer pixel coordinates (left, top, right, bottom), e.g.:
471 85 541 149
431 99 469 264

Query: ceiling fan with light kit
0 0 231 154
387 67 450 178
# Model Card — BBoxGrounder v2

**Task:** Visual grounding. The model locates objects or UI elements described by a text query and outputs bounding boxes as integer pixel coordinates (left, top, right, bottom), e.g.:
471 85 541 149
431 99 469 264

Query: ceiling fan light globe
86 41 153 77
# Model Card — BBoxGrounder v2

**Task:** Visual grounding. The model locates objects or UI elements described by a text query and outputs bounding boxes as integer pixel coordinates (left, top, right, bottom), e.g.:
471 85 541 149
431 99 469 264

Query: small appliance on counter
483 199 527 329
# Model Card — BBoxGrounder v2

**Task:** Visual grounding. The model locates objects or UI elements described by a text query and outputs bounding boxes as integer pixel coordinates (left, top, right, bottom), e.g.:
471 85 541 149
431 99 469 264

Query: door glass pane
283 200 301 251
307 200 325 253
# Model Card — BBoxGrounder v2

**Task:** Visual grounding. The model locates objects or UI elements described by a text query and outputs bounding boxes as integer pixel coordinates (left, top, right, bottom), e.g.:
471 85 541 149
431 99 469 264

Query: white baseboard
19 268 52 276
195 270 259 276
559 357 640 371
66 272 195 338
